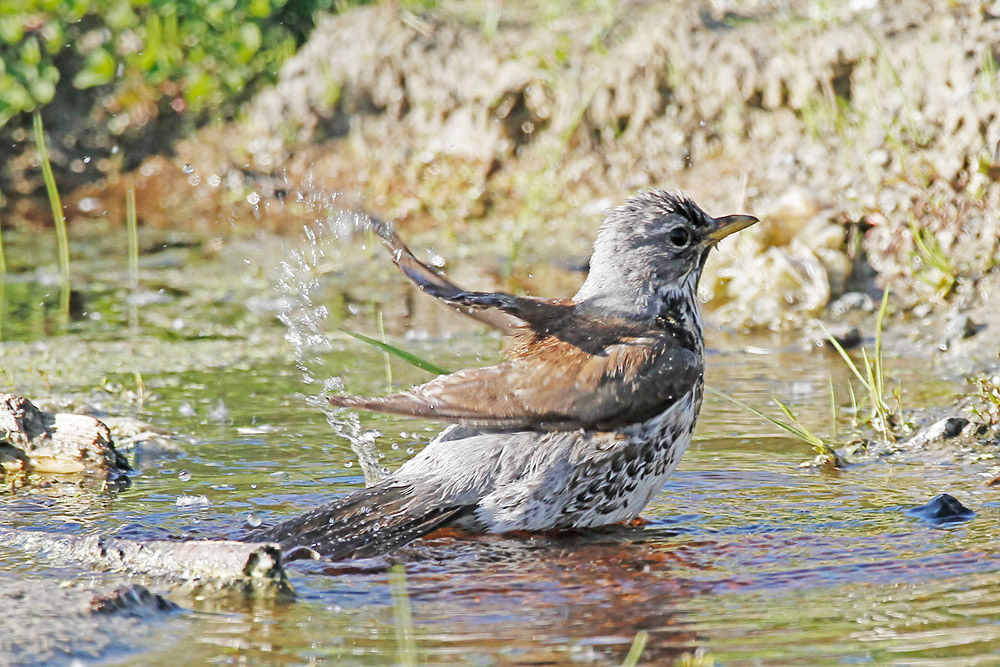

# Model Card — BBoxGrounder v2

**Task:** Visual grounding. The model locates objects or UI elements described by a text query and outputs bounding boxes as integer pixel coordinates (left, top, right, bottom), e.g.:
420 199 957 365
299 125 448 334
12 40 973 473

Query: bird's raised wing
370 216 573 334
329 325 701 431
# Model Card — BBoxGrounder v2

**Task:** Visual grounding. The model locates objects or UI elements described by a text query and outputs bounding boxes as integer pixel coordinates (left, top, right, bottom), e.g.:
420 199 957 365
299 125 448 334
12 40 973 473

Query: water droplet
178 470 191 482
345 461 354 468
245 512 263 528
209 400 229 422
391 443 399 450
406 447 414 455
182 163 194 173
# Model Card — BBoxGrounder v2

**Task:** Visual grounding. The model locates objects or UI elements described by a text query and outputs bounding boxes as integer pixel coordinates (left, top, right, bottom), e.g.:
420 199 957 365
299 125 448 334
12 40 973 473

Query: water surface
1 224 998 665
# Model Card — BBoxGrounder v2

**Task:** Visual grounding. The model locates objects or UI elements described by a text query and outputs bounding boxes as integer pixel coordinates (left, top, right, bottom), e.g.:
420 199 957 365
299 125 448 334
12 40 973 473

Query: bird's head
574 189 757 314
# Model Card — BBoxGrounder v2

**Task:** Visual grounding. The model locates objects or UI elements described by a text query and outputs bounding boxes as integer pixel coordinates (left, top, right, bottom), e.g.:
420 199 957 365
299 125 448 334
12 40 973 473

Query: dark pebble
905 493 975 524
89 585 179 616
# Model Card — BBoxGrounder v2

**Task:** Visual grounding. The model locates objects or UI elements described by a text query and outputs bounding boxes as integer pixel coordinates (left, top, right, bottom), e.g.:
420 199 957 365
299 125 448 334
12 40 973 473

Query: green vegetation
32 110 71 324
910 222 956 298
126 186 138 289
820 289 900 441
32 111 70 284
621 630 648 667
0 0 373 131
968 373 1000 426
714 289 905 466
339 327 451 376
708 386 844 467
0 188 6 275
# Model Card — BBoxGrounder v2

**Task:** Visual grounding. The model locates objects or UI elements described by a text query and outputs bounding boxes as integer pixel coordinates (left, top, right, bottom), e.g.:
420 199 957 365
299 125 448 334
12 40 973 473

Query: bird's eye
668 227 691 248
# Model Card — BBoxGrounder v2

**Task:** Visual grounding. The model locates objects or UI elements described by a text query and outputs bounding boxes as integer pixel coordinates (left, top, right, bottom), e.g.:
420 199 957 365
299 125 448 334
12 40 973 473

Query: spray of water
173 163 393 485
274 202 390 486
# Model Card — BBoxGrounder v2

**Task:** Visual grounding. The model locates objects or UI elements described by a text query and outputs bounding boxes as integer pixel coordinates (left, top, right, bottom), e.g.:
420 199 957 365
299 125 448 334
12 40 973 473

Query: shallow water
2 225 999 665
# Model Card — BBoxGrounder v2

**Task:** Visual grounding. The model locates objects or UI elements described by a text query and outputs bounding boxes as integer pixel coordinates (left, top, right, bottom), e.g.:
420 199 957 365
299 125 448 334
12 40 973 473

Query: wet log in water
0 393 130 478
0 528 292 595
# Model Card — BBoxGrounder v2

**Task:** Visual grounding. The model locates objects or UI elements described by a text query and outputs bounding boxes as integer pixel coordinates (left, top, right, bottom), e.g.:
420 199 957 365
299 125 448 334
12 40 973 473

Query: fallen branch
0 529 292 596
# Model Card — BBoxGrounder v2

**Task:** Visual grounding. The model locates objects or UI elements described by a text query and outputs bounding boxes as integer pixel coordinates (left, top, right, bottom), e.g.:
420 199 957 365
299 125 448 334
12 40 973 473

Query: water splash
276 204 391 486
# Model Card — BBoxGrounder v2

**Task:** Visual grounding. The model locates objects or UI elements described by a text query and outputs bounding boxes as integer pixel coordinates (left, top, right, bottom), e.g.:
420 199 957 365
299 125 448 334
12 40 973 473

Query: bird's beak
706 214 758 242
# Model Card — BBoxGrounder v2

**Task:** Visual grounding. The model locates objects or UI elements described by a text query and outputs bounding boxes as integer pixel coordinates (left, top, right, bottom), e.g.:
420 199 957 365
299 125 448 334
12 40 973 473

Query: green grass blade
860 346 889 427
774 398 808 431
377 310 393 389
828 375 837 439
819 323 869 388
874 287 889 401
0 188 6 275
340 328 451 376
621 630 649 667
707 387 824 448
33 111 70 283
127 186 139 288
773 398 827 448
847 381 859 427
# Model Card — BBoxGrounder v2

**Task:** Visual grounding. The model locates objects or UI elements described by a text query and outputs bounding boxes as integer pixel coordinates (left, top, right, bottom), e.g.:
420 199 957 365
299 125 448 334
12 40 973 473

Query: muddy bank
2 1 991 340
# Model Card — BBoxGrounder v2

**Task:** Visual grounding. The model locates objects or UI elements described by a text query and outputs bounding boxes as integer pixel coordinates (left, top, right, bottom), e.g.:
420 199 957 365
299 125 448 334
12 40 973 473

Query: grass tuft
707 386 842 467
910 222 955 297
820 288 896 441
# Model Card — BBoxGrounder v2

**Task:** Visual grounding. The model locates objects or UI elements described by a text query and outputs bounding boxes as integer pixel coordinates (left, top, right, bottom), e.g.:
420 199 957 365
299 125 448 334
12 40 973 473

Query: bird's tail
244 481 472 561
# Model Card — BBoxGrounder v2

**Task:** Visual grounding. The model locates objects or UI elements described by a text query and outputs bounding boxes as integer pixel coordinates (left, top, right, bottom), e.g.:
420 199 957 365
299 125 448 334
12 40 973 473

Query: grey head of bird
572 189 757 319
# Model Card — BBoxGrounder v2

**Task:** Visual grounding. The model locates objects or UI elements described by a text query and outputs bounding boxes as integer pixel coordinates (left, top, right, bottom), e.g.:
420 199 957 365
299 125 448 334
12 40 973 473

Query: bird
246 189 757 560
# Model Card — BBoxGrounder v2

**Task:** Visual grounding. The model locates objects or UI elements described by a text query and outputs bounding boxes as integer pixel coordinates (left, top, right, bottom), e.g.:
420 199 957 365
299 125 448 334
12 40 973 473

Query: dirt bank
9 0 1000 343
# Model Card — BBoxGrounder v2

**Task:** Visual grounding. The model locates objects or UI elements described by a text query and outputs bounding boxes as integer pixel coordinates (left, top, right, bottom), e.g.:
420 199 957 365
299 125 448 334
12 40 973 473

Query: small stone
939 313 982 350
816 324 862 350
829 292 874 315
904 417 970 450
905 493 975 524
89 585 179 615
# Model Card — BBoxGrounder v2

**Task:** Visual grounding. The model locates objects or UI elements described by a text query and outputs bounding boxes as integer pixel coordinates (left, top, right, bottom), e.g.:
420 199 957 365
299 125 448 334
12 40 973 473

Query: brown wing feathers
329 218 700 431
